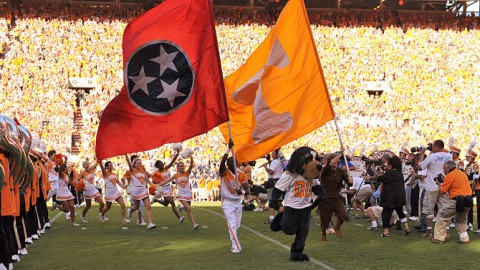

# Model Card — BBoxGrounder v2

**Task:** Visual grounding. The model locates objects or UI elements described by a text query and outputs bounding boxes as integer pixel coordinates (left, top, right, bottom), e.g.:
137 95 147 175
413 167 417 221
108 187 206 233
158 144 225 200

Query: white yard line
198 208 336 270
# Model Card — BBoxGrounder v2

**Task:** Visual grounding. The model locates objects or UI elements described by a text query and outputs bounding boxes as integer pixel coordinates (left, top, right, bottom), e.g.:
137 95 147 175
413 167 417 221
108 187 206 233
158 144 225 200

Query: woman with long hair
125 155 156 229
77 159 104 223
160 156 198 230
99 160 130 224
55 163 79 226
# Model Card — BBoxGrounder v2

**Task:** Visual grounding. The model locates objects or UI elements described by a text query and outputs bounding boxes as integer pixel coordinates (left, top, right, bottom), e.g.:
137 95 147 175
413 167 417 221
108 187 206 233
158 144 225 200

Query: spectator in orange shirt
432 161 473 244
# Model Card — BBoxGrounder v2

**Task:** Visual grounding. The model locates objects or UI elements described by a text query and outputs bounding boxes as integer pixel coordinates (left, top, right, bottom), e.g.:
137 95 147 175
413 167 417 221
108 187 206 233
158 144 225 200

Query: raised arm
99 160 107 178
90 160 100 171
186 156 194 174
219 140 233 175
165 150 180 170
125 154 134 172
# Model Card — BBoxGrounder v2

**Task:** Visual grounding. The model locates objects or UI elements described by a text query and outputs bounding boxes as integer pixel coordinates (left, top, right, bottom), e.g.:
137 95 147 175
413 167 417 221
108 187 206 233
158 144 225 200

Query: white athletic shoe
194 224 199 230
32 234 39 240
137 221 147 226
65 212 71 220
18 248 28 256
408 216 418 221
178 204 184 212
39 229 45 234
474 229 480 234
467 223 473 231
72 223 80 226
253 207 263 212
179 216 185 223
44 222 51 229
123 218 131 224
449 223 456 228
127 209 132 219
99 214 106 222
231 247 240 253
0 263 7 270
147 223 157 229
11 255 20 262
81 216 88 223
25 237 33 244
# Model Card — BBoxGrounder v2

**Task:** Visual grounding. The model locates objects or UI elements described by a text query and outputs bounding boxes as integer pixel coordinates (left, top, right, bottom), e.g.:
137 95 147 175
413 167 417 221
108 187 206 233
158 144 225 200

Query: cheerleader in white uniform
99 161 130 224
160 156 198 230
125 155 156 229
77 160 104 223
55 164 79 226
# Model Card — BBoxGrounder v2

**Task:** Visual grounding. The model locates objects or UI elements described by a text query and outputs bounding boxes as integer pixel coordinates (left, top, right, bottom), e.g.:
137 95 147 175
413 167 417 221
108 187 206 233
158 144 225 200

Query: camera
411 143 433 153
405 160 415 166
361 156 383 166
434 174 444 183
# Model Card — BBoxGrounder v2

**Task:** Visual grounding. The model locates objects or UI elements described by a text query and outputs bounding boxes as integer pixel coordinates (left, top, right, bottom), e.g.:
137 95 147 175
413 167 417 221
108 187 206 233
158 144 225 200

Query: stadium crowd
1 1 480 266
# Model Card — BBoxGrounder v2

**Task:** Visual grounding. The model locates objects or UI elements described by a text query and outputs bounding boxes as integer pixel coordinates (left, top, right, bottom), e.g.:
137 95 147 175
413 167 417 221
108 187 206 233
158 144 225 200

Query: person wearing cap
449 146 464 170
465 150 479 233
431 161 472 244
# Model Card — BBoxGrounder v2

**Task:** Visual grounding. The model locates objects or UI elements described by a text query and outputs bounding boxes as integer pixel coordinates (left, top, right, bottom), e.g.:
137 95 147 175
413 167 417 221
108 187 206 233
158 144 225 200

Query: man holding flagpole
218 139 250 253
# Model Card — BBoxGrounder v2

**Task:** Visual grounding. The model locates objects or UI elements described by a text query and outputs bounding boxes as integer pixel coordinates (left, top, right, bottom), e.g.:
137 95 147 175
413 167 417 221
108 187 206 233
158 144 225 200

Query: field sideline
15 202 480 270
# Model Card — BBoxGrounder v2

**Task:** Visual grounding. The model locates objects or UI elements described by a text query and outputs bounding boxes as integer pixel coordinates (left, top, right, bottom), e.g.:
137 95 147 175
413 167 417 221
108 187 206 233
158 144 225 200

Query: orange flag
220 0 334 163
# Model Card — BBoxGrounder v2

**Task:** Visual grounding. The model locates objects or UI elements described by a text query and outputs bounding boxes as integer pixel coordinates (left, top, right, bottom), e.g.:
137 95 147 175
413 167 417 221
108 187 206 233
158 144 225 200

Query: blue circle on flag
125 41 194 115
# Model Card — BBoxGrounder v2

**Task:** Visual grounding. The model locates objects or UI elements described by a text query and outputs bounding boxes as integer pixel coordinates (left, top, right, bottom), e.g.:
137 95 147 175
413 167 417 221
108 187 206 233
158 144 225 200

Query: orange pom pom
148 185 157 196
75 180 86 191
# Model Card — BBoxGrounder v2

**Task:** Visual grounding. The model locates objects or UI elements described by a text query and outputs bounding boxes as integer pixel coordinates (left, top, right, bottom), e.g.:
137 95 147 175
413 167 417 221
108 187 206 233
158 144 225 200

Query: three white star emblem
129 66 156 95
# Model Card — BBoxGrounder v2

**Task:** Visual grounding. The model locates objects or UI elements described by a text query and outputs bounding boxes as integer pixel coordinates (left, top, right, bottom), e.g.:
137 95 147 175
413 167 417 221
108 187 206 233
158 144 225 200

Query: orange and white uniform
130 169 149 201
46 160 58 200
56 176 75 201
81 170 100 200
152 169 172 197
172 172 192 201
220 169 248 253
104 171 121 202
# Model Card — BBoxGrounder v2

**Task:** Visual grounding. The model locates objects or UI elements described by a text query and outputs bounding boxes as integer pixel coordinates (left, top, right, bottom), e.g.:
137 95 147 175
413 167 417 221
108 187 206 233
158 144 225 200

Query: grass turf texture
16 202 480 270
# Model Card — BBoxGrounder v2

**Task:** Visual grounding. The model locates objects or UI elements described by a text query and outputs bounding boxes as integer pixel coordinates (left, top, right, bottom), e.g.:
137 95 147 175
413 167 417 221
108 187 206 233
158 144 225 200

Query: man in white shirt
418 140 452 238
262 149 284 224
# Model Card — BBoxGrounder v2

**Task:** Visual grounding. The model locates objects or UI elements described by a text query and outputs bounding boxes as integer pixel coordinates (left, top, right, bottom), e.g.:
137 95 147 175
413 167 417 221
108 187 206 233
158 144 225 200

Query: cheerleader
77 160 104 223
99 161 130 224
160 156 198 230
151 150 184 223
55 164 79 226
125 155 156 229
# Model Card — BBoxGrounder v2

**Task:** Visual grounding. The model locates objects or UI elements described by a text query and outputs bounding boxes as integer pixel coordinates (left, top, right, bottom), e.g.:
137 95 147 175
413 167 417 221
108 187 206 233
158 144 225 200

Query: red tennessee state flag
95 0 228 159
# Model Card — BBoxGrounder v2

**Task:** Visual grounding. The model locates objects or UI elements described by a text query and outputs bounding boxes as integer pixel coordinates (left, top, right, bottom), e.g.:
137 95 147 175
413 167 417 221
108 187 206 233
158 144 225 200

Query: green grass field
15 202 480 270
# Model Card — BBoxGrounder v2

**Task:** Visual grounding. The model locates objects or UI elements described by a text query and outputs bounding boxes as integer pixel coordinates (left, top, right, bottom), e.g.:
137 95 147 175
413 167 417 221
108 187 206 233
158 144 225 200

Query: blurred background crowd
1 1 479 182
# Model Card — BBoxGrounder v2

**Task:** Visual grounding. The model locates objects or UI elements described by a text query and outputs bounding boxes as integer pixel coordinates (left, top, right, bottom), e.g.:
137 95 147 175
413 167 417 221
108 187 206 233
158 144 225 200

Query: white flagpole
333 117 353 180
227 121 240 191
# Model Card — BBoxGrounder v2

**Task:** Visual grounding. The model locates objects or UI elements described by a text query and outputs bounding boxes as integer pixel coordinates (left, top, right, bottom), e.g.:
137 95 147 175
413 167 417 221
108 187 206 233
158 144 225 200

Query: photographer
348 176 372 218
418 140 452 238
243 180 268 212
262 149 284 224
374 156 411 237
431 161 472 244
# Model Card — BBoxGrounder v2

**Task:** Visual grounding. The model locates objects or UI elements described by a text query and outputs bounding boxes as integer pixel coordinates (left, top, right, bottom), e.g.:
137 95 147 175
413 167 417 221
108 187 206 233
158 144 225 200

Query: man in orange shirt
432 161 473 244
